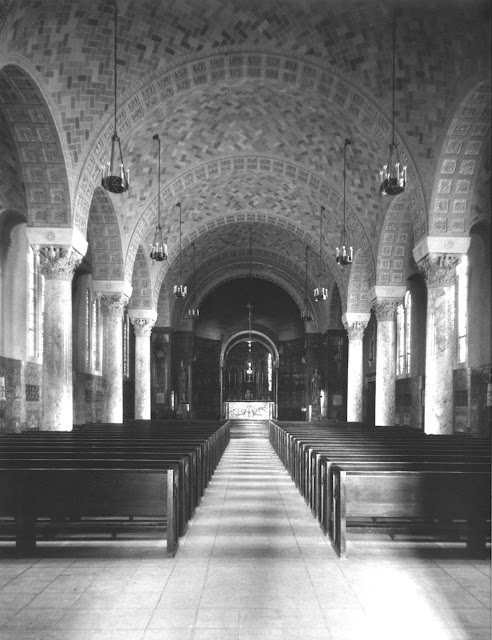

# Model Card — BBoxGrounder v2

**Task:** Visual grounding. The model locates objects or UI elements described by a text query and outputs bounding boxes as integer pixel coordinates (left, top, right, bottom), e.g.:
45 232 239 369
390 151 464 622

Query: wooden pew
269 421 490 557
331 464 491 558
0 465 180 556
0 420 230 555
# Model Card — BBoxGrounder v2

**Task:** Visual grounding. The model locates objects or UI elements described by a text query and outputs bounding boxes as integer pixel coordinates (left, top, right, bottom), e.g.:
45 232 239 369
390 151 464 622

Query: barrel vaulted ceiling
0 0 490 328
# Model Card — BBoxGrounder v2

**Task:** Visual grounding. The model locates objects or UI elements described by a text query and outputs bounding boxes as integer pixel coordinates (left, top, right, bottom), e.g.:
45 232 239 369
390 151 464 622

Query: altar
224 401 275 420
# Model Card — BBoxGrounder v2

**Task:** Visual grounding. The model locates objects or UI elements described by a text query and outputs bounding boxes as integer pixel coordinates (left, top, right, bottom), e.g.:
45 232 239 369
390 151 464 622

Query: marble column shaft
38 246 82 431
130 316 156 420
344 321 368 422
419 254 460 435
100 294 128 423
373 299 399 426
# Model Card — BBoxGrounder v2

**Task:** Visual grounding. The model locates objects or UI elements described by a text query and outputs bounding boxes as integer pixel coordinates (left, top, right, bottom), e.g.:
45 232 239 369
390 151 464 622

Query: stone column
343 313 370 422
99 293 129 423
413 236 471 435
38 246 83 431
418 254 461 434
129 310 157 420
372 297 401 426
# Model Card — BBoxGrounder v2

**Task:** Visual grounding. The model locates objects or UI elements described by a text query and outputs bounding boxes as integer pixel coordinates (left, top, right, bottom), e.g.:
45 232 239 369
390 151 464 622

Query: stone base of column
308 404 321 421
176 403 190 419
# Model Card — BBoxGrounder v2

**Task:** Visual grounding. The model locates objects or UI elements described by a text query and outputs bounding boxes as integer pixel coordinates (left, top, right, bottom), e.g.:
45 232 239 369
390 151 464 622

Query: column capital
99 293 129 317
416 253 461 287
36 245 83 280
130 316 156 337
26 226 88 257
342 313 370 341
92 279 133 299
412 235 470 264
372 298 400 322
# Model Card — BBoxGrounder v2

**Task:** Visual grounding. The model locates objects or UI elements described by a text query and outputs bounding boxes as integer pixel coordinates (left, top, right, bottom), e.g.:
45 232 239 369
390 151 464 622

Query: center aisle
168 424 353 640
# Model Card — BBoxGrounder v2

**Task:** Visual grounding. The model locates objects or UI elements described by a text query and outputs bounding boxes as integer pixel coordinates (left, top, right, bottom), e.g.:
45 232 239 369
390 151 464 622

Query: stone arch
375 199 415 287
0 62 72 227
86 187 124 281
346 247 372 314
221 330 280 369
327 283 343 331
76 48 425 243
167 255 325 333
129 244 154 310
428 80 490 237
128 160 374 310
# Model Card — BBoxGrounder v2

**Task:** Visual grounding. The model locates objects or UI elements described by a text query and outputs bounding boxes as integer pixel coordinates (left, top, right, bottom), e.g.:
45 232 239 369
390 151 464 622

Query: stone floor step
229 419 270 439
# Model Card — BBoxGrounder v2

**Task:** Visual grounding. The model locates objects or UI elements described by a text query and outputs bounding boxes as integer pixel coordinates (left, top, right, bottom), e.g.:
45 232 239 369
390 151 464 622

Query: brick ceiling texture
0 0 490 327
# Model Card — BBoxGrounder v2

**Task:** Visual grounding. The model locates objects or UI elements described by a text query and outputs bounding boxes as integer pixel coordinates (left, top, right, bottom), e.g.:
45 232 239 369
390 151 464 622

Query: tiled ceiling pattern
470 139 491 229
5 0 488 169
129 244 153 309
429 82 491 236
1 0 490 325
87 187 124 280
0 66 70 226
127 158 371 292
0 107 26 213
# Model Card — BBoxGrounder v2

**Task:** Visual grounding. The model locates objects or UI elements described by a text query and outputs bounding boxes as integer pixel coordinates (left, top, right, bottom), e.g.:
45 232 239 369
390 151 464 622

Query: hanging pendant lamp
336 138 353 267
379 13 407 196
301 245 312 320
313 206 328 301
184 242 199 319
150 134 167 262
101 1 129 194
173 202 187 299
246 225 254 378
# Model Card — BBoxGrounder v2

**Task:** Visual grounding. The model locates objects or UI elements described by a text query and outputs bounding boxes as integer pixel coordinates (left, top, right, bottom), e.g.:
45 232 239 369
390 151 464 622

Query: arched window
396 290 412 376
404 290 411 375
456 256 468 364
123 312 131 379
27 248 44 359
85 288 101 373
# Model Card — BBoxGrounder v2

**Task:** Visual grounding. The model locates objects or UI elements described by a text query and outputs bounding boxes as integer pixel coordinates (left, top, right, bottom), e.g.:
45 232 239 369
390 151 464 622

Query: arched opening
221 330 279 420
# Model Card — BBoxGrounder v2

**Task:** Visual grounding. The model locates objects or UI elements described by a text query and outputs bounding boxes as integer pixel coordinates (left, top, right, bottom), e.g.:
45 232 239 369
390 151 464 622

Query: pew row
269 420 491 558
0 419 230 555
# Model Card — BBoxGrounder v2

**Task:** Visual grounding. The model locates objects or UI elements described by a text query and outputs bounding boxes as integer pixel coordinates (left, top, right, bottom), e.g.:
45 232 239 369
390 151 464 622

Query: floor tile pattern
0 424 490 640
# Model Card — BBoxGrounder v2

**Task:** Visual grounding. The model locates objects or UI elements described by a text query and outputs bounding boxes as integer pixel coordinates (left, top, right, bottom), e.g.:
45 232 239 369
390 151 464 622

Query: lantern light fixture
101 1 129 194
184 242 199 319
150 134 167 262
336 138 353 267
379 13 407 196
301 245 312 320
314 206 328 301
173 202 187 299
246 225 254 378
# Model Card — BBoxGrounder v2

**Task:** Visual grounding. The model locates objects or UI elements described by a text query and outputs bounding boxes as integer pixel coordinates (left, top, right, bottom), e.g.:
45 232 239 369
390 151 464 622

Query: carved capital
37 245 83 280
372 298 400 322
99 294 129 317
130 317 156 337
344 321 367 341
417 253 461 287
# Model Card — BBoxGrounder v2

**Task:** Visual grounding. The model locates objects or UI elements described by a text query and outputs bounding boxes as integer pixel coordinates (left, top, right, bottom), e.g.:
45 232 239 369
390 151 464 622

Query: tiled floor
0 427 490 640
